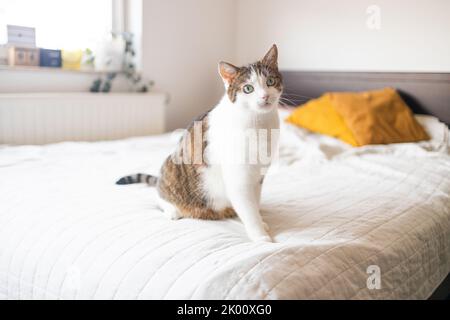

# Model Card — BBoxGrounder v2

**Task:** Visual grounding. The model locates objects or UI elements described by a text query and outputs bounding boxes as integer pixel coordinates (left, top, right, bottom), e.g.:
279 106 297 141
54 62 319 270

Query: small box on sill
40 48 62 68
9 46 40 67
7 25 36 48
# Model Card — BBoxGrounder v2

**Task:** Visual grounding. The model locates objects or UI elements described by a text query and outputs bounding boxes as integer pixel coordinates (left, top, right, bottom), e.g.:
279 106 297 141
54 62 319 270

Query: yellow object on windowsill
62 49 82 71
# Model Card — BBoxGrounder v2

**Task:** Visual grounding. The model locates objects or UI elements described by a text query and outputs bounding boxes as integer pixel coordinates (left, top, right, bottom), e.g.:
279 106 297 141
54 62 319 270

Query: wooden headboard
280 71 450 125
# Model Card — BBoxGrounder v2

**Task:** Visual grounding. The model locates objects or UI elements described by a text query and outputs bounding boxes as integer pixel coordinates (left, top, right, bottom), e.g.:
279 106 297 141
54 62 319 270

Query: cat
117 45 283 242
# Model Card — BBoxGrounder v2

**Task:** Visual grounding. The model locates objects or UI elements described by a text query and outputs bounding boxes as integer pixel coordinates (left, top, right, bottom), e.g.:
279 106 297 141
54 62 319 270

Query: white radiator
0 92 167 145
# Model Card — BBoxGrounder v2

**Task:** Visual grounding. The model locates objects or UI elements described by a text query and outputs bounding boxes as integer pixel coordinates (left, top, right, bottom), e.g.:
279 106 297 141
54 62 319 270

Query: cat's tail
115 173 158 186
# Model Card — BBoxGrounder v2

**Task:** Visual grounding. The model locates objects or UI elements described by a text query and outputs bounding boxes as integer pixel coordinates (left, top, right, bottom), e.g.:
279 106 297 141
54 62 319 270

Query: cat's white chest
206 101 279 165
201 99 279 210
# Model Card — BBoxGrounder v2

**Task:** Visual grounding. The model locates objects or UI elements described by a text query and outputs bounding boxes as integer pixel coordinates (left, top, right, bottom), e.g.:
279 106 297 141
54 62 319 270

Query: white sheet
1 112 449 299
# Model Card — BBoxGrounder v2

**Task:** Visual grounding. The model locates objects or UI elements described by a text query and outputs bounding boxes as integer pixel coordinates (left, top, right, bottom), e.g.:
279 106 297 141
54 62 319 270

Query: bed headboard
280 71 450 125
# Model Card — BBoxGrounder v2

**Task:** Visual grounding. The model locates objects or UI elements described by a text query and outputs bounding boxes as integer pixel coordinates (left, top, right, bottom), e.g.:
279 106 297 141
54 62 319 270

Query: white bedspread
1 112 449 300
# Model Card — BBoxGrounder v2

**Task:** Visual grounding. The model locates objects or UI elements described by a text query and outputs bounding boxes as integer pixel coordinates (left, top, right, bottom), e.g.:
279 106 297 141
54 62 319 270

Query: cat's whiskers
279 96 308 106
282 92 315 99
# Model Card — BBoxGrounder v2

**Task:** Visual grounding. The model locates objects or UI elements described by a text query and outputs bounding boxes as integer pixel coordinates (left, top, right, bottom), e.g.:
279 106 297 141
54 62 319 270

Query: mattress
1 112 449 300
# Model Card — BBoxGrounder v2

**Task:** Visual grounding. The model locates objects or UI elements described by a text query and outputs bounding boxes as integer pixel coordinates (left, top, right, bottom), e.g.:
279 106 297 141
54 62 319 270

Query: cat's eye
243 84 254 94
266 77 276 87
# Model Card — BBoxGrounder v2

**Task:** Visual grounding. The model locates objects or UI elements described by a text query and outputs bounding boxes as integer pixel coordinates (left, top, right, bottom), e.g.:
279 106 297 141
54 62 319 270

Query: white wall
141 0 236 130
236 0 450 72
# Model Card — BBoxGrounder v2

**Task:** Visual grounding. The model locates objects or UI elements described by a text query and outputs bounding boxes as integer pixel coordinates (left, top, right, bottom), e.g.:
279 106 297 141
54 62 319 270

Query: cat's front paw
247 229 273 243
252 235 273 243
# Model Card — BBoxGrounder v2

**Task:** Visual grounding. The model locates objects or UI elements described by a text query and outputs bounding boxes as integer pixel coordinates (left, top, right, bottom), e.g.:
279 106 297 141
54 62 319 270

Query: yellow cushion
329 88 429 146
285 88 429 146
285 93 359 146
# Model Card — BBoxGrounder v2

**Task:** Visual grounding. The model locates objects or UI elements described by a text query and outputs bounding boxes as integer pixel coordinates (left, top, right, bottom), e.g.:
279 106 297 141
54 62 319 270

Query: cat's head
218 44 283 113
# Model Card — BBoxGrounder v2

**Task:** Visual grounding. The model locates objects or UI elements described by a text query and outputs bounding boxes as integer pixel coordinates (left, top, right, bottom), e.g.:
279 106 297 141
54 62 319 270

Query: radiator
0 92 167 145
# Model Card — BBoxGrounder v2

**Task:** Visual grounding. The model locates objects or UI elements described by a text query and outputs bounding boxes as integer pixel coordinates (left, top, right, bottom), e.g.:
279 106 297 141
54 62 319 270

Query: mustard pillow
329 88 429 146
285 93 359 146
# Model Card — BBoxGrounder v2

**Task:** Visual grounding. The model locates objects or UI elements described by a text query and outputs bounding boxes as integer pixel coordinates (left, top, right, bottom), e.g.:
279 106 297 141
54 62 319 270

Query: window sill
0 65 123 75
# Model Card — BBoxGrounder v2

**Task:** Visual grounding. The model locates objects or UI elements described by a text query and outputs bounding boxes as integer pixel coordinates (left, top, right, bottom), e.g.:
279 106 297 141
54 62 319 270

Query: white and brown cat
117 45 283 242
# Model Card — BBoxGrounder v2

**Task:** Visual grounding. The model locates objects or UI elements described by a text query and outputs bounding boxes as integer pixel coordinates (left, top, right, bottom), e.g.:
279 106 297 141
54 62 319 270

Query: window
0 0 113 50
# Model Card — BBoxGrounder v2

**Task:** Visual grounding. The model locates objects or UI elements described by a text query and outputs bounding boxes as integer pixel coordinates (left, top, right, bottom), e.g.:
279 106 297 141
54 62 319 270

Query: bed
0 71 449 300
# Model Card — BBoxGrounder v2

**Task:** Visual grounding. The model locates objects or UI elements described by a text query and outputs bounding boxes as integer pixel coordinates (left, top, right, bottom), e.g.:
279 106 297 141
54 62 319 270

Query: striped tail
116 173 158 186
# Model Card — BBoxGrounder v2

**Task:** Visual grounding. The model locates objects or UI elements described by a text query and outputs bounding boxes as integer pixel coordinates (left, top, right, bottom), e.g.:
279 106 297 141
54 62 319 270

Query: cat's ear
218 61 239 84
261 44 278 68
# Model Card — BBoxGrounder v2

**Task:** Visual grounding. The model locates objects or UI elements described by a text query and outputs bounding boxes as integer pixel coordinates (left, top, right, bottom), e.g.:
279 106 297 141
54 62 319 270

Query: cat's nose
258 95 271 107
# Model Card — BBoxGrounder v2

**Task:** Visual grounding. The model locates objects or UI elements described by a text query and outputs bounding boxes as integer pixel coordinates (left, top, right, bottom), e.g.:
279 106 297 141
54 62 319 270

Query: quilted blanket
0 113 449 299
